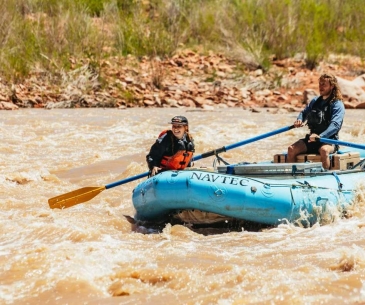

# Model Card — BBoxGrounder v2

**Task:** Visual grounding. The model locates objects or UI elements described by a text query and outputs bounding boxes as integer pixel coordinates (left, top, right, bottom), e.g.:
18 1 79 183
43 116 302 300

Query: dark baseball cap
169 115 188 125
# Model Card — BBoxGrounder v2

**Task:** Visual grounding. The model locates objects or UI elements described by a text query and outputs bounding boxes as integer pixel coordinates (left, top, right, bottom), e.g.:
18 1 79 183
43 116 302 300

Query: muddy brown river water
1 108 365 304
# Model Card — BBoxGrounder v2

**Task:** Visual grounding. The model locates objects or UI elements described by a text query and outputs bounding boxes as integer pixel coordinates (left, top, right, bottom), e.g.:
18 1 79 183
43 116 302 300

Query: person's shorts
302 134 338 154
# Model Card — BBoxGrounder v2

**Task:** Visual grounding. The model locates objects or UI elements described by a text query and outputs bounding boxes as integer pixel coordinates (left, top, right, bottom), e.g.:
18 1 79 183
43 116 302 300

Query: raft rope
244 176 350 193
332 172 343 190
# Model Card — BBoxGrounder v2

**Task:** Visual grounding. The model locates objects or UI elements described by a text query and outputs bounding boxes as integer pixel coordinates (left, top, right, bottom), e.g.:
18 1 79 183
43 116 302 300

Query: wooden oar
49 125 294 209
317 137 365 151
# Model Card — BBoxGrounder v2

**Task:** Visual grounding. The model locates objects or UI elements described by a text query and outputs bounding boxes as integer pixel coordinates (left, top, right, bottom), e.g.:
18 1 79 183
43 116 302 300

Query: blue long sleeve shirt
297 97 345 138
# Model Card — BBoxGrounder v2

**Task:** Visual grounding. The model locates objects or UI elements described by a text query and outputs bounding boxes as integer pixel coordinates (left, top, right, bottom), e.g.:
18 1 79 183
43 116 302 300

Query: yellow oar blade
48 186 106 209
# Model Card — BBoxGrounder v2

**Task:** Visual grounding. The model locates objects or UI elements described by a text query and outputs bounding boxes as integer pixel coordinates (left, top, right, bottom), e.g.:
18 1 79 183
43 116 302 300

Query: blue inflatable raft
132 150 365 227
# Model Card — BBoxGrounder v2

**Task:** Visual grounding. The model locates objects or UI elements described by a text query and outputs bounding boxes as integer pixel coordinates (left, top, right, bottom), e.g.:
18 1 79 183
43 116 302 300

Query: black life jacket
306 96 339 139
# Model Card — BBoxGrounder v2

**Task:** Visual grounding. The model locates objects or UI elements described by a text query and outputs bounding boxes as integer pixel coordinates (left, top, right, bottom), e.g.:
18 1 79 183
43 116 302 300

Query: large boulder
0 101 18 110
352 74 365 88
337 76 365 102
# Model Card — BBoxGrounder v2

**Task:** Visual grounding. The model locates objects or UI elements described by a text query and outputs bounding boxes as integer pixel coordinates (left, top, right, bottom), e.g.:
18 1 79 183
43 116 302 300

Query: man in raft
287 73 345 169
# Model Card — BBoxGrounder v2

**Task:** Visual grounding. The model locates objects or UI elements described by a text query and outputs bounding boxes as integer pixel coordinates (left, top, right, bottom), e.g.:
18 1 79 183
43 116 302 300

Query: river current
1 108 365 304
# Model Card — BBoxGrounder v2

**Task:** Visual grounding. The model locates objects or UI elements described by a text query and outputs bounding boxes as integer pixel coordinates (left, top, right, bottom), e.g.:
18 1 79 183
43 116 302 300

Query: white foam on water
1 108 365 304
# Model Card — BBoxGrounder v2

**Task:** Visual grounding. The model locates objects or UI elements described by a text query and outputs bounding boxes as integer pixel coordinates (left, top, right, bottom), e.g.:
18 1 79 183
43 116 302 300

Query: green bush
1 0 365 80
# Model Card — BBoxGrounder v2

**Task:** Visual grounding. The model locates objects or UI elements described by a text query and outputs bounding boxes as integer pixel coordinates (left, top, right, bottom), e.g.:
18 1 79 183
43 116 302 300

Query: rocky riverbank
1 50 365 112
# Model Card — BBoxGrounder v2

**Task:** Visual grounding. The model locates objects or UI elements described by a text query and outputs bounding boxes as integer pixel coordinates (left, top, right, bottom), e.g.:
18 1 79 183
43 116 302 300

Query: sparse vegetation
149 60 166 89
1 0 365 82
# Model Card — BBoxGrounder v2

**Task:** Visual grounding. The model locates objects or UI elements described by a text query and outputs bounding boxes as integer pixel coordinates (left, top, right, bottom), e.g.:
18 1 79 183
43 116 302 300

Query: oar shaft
193 125 294 162
105 172 149 189
318 137 365 151
197 147 226 160
225 125 294 151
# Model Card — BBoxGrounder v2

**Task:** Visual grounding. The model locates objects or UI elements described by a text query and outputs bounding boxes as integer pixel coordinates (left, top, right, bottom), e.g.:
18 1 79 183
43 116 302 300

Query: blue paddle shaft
106 172 149 189
318 137 365 151
193 125 294 161
105 125 295 189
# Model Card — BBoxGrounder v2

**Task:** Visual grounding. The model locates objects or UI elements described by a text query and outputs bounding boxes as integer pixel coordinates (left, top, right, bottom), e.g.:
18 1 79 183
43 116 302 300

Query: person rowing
287 73 345 169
